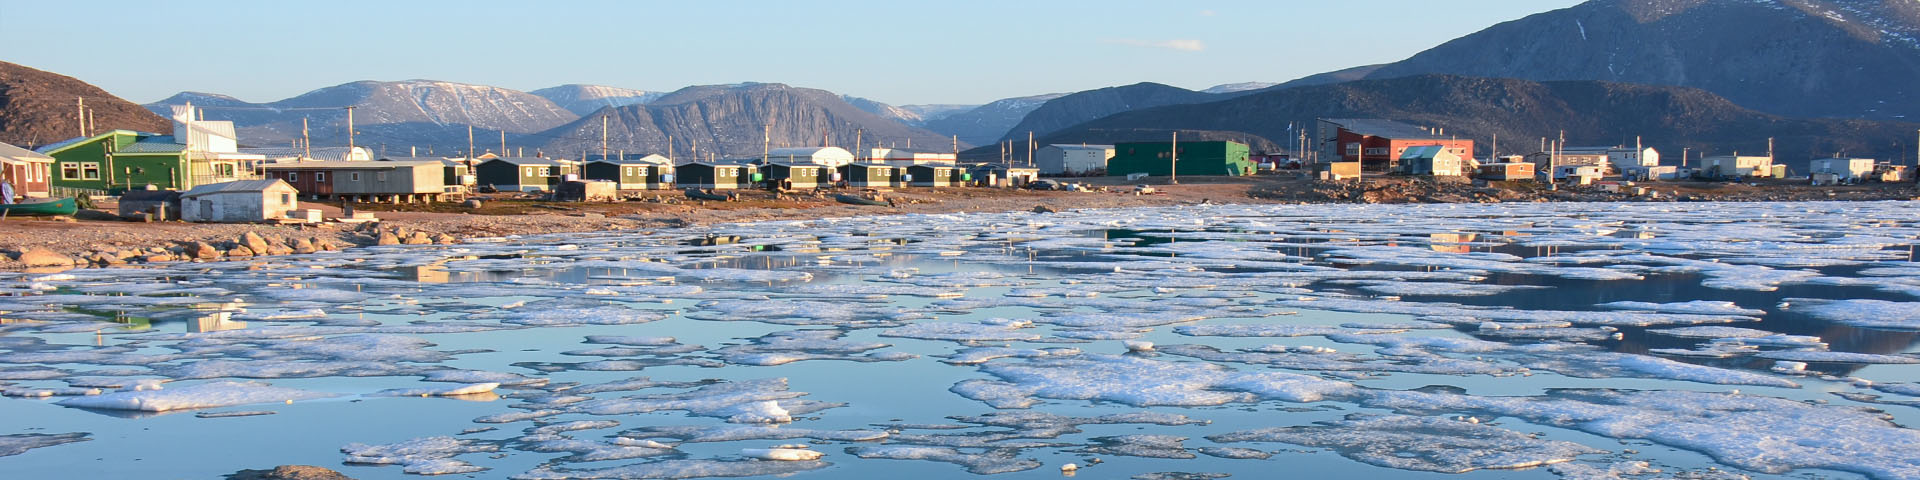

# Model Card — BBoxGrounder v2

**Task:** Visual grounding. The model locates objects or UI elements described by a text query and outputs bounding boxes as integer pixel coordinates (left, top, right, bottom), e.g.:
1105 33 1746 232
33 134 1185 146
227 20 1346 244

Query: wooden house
259 161 449 203
1398 145 1465 176
0 141 54 199
1477 162 1535 181
476 157 573 192
179 179 298 223
582 154 672 190
906 164 961 187
676 162 748 190
761 162 828 190
839 163 896 188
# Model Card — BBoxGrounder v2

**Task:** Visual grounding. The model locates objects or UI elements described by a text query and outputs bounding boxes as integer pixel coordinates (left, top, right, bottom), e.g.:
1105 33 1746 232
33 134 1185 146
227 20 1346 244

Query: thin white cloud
1199 9 1217 16
1102 38 1206 52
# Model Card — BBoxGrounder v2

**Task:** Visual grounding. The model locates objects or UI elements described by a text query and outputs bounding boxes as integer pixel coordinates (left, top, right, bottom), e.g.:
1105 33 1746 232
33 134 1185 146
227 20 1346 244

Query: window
81 163 100 180
350 172 361 181
525 167 535 177
281 193 291 205
289 172 298 181
537 167 551 176
316 172 326 182
62 163 79 180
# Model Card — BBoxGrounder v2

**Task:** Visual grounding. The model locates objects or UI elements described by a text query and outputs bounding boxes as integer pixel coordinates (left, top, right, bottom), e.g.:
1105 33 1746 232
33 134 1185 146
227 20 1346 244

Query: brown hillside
0 61 171 148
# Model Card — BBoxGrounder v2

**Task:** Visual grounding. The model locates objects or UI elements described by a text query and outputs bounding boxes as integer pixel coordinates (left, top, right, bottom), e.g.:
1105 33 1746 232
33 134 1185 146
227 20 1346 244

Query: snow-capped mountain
537 83 960 158
919 92 1068 146
146 80 580 151
531 84 663 116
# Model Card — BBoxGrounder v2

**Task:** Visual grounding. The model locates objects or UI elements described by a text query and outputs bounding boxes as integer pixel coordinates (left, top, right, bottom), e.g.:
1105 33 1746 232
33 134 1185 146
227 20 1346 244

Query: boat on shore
834 193 890 207
0 197 78 217
683 189 734 202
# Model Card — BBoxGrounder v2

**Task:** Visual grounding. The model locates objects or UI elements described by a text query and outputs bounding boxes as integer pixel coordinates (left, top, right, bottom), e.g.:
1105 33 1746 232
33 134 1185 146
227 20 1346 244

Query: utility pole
854 128 862 162
1170 131 1179 185
764 124 773 164
467 124 475 158
1492 133 1499 160
302 117 311 160
75 97 85 137
952 135 958 156
1681 147 1689 168
499 130 506 158
345 106 356 152
1027 131 1034 167
601 113 610 159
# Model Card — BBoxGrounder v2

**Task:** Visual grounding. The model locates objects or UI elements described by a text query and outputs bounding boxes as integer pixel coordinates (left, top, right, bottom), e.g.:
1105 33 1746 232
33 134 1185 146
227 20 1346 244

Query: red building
0 142 53 199
1317 119 1473 172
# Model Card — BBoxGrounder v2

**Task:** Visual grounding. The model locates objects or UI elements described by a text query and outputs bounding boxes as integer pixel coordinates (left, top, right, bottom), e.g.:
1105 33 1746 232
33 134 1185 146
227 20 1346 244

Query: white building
1702 155 1774 178
1035 144 1115 175
242 146 374 163
170 105 267 182
1810 158 1875 183
867 147 956 166
1608 147 1659 170
1398 145 1465 176
766 147 854 167
179 179 298 223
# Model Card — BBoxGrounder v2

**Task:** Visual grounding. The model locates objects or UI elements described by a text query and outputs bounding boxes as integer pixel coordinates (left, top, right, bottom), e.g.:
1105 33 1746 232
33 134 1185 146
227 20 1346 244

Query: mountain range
534 83 958 159
531 84 662 116
0 61 169 148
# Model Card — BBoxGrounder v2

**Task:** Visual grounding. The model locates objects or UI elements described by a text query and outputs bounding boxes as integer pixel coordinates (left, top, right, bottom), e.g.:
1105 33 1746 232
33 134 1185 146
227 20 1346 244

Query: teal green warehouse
1107 141 1253 177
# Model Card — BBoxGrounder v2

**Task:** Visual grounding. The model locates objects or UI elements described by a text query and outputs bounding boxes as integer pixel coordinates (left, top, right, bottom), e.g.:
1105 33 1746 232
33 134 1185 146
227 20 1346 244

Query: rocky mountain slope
998 83 1218 142
535 83 960 159
0 61 170 148
1046 74 1920 163
1359 0 1920 120
531 84 662 116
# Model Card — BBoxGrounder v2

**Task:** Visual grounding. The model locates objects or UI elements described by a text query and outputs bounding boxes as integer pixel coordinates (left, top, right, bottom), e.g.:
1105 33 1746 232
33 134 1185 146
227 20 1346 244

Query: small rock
16 248 73 267
191 242 222 260
227 465 357 480
292 238 317 254
142 254 172 263
1031 205 1058 214
404 232 433 245
433 234 459 245
266 243 294 256
311 237 336 251
376 232 401 246
462 199 483 209
227 246 254 257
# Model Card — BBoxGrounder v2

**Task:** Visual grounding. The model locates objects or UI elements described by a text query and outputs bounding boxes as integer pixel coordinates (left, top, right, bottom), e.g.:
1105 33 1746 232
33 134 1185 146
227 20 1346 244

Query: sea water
0 201 1917 479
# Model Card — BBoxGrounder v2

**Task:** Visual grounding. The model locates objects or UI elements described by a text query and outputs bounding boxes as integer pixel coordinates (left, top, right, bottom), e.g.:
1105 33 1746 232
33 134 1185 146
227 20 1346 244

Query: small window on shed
350 172 361 181
316 172 326 182
281 193 291 204
289 172 298 181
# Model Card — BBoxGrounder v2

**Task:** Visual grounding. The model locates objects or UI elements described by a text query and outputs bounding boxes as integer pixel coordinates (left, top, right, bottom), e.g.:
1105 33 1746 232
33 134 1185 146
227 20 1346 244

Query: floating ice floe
845 446 1039 474
1209 414 1604 473
1784 298 1920 330
342 436 496 475
55 381 337 412
509 458 827 480
1077 434 1194 459
373 382 501 397
1596 300 1765 316
952 354 1356 408
0 433 90 457
710 329 913 366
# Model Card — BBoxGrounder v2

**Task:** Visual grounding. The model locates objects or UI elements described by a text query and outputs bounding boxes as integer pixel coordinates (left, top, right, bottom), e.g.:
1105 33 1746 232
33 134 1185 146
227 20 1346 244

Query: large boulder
240 232 272 255
292 238 317 254
376 231 401 246
191 242 222 260
16 248 72 267
404 232 433 245
227 246 255 257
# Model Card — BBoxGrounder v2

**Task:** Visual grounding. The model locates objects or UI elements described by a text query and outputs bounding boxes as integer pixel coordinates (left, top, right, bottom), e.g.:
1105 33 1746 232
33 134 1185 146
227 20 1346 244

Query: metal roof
1323 119 1449 140
1398 145 1452 160
0 141 53 163
481 157 567 166
768 147 851 157
1045 144 1114 150
119 136 189 154
180 179 291 197
261 160 440 169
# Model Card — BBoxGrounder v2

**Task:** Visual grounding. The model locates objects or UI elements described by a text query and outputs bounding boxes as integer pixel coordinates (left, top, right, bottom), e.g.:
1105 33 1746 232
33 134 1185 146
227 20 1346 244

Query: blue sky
3 0 1581 106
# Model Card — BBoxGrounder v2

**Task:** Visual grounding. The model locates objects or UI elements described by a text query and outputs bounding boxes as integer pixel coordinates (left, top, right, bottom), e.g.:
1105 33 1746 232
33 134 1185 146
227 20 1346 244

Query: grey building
1035 144 1115 176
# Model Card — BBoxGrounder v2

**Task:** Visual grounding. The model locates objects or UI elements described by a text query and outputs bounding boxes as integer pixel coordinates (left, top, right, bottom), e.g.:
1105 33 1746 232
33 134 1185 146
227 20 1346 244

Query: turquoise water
0 202 1917 479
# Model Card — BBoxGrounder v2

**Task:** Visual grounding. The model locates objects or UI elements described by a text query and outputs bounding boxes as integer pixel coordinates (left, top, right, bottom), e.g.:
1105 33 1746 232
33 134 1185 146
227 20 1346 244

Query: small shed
1312 161 1362 180
556 180 618 201
118 189 181 220
179 179 298 223
1398 145 1464 176
676 162 747 190
839 163 896 188
906 164 961 187
582 154 672 190
1621 165 1679 181
0 141 53 199
762 163 828 190
1550 165 1604 184
1477 162 1535 181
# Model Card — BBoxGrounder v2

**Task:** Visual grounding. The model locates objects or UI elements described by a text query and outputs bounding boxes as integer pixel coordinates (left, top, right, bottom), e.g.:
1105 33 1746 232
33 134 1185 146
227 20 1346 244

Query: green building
1106 141 1253 177
39 130 250 194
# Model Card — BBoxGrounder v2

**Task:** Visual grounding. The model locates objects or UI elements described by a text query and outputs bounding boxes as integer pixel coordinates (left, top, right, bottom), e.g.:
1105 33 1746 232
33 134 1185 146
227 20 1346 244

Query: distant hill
1044 74 1920 163
146 80 579 152
1202 82 1280 94
1356 0 1920 120
531 84 662 116
920 93 1066 146
998 83 1218 142
0 61 170 148
534 83 960 159
842 95 929 127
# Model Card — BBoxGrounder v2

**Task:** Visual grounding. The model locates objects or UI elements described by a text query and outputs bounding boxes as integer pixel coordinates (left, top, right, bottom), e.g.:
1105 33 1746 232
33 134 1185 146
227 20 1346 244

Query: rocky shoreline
6 178 1917 271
